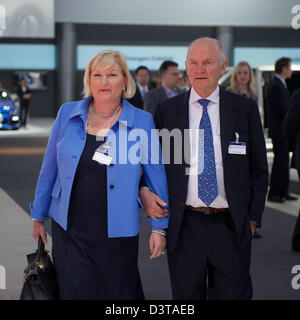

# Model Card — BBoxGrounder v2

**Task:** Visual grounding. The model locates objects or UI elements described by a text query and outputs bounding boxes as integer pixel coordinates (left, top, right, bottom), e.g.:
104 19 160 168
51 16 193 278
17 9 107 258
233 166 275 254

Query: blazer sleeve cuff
147 216 169 229
30 203 49 221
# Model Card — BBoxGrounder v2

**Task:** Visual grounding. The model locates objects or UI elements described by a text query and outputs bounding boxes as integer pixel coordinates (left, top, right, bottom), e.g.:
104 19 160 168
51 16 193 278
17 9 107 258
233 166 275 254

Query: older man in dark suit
143 60 184 116
140 37 268 300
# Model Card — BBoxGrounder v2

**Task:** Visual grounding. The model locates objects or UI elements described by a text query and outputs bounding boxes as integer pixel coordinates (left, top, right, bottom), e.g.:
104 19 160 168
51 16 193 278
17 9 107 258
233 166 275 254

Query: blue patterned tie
198 99 218 206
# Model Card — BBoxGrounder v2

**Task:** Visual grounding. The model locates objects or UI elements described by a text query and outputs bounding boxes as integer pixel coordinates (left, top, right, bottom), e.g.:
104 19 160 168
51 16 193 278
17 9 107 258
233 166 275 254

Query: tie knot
198 99 210 109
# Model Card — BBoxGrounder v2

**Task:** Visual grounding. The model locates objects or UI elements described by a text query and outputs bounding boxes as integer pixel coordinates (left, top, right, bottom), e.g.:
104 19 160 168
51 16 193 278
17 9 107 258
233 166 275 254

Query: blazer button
110 163 114 167
110 184 114 189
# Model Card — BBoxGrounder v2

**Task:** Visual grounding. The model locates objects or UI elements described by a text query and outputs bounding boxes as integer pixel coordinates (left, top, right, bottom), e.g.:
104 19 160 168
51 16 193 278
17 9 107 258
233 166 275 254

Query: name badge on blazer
228 142 246 155
92 142 113 166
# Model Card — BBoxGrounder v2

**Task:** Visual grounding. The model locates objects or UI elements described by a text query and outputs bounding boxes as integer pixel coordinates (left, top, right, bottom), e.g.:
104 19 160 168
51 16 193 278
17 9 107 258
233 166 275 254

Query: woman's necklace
86 103 122 136
90 103 121 117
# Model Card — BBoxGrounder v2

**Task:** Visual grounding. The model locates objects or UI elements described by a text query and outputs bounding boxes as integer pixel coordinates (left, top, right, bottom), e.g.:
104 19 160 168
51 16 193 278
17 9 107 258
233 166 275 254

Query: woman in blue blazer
30 50 169 300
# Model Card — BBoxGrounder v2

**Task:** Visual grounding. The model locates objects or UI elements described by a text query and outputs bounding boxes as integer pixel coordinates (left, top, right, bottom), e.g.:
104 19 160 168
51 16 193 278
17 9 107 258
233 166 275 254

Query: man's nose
198 66 206 73
194 64 205 73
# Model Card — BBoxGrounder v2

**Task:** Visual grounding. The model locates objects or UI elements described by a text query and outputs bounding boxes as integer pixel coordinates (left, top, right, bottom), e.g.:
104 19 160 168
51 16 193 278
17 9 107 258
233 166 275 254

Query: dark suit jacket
266 76 289 139
144 86 184 116
284 88 300 170
16 85 31 107
154 87 268 252
127 85 149 110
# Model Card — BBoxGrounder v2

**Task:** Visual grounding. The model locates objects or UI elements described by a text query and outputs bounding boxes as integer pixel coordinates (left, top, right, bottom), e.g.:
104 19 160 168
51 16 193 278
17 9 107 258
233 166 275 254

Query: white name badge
92 149 113 166
228 142 246 155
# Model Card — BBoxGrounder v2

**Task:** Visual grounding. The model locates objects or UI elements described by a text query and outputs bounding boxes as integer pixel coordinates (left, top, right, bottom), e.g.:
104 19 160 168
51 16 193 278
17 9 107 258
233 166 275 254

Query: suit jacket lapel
160 86 168 100
175 90 191 169
219 87 237 162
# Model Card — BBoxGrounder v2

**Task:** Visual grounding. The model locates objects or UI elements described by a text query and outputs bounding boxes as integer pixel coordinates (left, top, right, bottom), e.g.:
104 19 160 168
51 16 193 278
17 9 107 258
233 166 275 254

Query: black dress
51 133 144 300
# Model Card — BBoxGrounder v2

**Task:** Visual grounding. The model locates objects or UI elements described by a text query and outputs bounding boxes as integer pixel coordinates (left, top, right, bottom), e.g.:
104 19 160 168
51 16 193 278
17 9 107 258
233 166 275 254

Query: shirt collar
274 74 287 87
137 82 147 92
190 85 220 105
163 85 177 96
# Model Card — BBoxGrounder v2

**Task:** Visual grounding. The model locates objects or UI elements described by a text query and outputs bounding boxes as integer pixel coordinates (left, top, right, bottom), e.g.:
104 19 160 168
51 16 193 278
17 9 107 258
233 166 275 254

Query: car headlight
3 105 10 111
12 116 19 122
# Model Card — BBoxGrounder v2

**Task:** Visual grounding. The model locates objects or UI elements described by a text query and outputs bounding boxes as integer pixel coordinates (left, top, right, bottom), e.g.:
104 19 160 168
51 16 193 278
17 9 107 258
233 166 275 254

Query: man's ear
221 59 228 75
185 60 189 76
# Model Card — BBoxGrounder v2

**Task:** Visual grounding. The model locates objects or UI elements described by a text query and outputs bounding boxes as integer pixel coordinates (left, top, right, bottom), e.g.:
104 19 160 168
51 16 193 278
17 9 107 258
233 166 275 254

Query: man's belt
185 205 230 215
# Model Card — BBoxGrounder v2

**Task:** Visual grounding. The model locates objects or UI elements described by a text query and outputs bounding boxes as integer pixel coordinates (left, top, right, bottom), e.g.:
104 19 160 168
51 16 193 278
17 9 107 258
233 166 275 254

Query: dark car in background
0 88 21 130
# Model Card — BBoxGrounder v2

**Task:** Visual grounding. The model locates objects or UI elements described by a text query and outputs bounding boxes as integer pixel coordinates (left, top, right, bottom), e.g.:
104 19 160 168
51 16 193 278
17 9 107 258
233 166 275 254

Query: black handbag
20 237 59 300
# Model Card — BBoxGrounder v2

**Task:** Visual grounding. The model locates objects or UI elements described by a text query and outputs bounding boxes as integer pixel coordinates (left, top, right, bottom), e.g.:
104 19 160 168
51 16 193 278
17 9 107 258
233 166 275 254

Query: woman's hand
32 220 47 244
250 221 256 237
149 232 166 259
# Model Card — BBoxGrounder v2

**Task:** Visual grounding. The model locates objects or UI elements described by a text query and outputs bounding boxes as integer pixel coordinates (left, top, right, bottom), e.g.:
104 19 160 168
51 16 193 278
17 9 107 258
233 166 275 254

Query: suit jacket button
110 163 114 167
110 184 114 189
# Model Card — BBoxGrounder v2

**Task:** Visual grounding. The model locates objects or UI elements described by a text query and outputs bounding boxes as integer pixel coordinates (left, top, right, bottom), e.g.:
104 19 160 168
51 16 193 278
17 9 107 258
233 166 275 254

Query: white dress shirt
137 83 148 99
185 86 229 208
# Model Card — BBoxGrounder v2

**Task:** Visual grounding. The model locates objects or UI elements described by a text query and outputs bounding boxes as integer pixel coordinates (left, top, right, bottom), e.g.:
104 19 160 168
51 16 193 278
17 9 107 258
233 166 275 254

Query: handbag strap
37 236 45 261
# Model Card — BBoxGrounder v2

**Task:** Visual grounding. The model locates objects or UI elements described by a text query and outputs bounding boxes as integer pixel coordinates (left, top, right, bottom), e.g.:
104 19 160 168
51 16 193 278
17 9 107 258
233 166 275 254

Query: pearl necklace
90 103 121 117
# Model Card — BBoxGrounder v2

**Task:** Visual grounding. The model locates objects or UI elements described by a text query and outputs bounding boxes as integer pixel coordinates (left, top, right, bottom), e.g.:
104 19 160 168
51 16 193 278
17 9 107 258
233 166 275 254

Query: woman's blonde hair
82 50 136 99
228 61 257 100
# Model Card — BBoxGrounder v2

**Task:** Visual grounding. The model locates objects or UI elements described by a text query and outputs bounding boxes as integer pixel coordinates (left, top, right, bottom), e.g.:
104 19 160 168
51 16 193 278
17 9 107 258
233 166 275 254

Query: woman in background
227 61 257 101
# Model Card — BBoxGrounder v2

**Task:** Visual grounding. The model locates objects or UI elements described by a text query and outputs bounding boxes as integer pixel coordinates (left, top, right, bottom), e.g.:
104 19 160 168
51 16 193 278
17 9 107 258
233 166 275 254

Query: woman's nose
101 75 108 84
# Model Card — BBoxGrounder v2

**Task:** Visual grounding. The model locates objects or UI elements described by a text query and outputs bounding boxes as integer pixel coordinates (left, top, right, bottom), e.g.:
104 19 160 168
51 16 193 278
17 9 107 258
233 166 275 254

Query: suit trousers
269 136 290 197
167 209 253 300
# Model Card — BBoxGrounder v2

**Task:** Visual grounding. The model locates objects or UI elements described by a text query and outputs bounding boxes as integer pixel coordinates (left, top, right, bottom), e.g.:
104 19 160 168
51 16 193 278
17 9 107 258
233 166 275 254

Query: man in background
128 65 151 109
267 57 297 203
144 60 183 115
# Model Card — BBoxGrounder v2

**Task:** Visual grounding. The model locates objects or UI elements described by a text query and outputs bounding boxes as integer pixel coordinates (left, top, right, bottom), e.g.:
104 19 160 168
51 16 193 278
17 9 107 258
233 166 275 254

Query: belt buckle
201 208 211 215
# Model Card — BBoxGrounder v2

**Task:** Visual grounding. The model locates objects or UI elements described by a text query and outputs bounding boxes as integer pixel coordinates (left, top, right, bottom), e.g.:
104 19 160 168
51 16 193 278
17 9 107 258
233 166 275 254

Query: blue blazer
30 97 169 238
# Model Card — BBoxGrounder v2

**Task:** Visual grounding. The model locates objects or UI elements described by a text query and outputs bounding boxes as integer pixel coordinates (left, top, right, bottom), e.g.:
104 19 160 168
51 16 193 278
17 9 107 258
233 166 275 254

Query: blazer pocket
51 181 62 199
